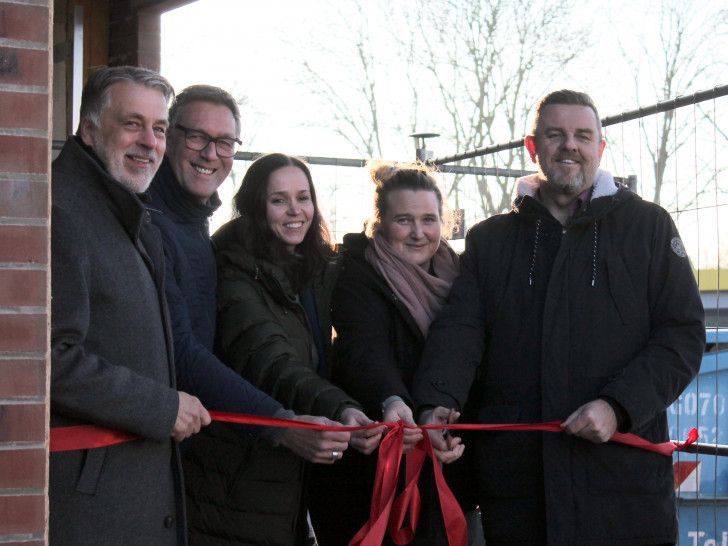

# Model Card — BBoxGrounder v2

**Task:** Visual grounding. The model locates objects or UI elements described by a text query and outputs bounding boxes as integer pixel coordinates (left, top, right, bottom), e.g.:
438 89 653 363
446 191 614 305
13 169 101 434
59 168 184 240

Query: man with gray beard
413 90 705 544
50 66 210 545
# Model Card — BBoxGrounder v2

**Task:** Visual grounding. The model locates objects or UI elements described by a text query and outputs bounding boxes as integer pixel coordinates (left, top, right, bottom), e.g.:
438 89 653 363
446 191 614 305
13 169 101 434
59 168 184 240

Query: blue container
668 328 728 545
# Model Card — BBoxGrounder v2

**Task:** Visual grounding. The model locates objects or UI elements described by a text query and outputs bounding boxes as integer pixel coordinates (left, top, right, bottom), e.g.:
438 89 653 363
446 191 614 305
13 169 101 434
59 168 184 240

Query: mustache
555 154 582 163
125 149 157 162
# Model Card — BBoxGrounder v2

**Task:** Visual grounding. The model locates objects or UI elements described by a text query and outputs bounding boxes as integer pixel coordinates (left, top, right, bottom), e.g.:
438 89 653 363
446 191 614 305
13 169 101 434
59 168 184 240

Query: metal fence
51 83 728 545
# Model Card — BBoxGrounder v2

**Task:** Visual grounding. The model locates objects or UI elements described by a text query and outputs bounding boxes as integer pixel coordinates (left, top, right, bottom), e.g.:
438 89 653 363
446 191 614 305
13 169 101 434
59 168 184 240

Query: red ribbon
50 413 698 546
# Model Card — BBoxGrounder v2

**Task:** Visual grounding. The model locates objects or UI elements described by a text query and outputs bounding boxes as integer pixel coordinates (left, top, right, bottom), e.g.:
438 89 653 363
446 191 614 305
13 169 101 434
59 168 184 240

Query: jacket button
164 516 174 528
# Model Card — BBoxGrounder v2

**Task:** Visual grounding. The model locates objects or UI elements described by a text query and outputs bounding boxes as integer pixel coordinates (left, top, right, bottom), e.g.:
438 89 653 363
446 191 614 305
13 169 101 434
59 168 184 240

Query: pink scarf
365 231 459 337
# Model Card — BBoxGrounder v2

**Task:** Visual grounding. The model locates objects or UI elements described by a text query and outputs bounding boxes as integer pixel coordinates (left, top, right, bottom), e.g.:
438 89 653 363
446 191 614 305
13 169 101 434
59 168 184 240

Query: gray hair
169 85 242 138
77 66 174 133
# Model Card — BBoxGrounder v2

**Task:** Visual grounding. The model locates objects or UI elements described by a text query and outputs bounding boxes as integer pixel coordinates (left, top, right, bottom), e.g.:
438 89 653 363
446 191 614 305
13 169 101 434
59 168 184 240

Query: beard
539 158 596 197
90 134 158 194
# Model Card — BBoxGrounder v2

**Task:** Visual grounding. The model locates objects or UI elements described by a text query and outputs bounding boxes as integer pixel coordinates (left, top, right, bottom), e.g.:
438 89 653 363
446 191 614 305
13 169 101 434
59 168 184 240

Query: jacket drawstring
528 219 599 287
529 219 541 286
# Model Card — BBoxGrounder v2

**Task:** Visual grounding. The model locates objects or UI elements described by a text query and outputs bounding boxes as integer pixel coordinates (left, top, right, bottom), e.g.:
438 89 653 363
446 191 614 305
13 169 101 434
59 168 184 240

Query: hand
420 406 464 464
561 399 617 443
172 391 211 442
280 415 351 464
340 408 386 455
383 400 423 454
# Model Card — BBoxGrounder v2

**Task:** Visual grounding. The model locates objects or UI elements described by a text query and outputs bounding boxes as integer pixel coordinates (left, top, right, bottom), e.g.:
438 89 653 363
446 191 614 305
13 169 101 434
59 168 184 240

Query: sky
160 0 727 263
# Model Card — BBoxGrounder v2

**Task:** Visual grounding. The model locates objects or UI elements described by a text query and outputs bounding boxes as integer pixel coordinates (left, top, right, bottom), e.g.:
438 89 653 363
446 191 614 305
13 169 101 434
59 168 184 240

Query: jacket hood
513 168 639 223
149 156 222 225
513 168 640 287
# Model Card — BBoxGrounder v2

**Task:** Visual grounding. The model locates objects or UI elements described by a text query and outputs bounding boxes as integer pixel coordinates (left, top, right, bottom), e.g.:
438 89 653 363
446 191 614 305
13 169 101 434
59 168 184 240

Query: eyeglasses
174 124 242 158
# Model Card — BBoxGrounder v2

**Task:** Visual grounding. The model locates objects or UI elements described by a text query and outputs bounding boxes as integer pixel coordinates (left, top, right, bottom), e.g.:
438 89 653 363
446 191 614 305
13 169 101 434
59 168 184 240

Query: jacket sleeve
600 206 705 431
412 227 488 413
332 258 413 417
50 206 178 441
159 229 284 440
216 274 360 421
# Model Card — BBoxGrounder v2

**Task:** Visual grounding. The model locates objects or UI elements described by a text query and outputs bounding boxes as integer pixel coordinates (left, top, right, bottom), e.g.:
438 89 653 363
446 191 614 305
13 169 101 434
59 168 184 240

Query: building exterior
0 2 193 543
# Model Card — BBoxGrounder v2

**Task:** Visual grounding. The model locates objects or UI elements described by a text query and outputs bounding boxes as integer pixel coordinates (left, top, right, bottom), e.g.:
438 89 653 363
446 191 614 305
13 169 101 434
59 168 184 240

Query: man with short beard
50 66 210 545
413 90 705 544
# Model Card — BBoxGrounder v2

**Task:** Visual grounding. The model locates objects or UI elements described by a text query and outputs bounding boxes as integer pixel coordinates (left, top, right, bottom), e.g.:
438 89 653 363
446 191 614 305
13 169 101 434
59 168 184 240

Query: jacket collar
213 217 299 304
148 156 222 225
64 136 150 240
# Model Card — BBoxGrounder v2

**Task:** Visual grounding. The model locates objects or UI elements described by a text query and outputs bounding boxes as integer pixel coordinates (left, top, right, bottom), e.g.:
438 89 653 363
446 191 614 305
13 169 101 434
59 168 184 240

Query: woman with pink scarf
309 161 475 545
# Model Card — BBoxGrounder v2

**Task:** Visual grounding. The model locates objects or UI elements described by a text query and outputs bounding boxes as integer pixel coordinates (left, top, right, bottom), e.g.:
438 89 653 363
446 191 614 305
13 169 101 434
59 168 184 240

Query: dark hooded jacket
148 158 284 442
413 169 705 545
179 216 360 546
50 137 184 545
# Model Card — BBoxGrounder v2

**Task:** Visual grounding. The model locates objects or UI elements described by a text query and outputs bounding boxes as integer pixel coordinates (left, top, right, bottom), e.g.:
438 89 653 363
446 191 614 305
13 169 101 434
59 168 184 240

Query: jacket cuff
599 396 631 433
258 408 296 446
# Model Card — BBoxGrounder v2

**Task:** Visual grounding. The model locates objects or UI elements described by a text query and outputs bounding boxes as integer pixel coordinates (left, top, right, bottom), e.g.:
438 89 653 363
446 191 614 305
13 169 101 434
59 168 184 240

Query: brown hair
232 153 333 290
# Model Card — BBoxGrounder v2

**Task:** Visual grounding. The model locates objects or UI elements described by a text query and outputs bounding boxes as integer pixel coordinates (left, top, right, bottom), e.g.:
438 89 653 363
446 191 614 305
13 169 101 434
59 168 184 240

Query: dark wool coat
50 137 184 545
180 216 360 546
148 159 283 441
308 232 450 546
413 170 705 545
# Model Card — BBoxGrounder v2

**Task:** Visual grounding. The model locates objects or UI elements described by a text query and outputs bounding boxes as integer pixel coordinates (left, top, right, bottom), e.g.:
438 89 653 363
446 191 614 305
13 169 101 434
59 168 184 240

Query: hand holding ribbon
50 412 699 545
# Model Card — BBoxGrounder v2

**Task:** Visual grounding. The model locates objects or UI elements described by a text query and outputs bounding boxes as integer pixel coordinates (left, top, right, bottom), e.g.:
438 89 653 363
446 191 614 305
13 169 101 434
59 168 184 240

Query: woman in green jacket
182 153 383 546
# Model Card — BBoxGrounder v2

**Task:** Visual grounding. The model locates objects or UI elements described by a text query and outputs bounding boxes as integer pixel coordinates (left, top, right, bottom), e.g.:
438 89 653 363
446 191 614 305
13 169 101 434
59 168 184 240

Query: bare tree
296 0 593 220
400 0 590 218
614 0 728 207
296 1 404 159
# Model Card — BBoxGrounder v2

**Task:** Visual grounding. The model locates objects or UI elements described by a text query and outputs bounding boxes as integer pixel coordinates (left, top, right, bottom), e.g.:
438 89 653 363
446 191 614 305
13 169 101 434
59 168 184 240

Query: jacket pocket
579 440 667 495
75 447 107 495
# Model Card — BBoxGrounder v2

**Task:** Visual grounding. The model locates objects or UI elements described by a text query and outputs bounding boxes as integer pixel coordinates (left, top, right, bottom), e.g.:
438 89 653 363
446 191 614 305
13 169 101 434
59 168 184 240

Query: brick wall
108 1 162 70
0 1 52 544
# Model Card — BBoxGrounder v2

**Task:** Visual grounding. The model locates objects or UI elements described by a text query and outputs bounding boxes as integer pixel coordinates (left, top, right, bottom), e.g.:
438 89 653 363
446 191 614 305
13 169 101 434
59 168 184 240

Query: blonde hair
365 160 459 239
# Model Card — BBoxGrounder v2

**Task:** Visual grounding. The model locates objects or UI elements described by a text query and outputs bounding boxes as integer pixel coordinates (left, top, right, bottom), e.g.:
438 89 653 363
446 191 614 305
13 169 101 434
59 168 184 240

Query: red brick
0 449 46 489
137 52 161 71
0 48 49 87
109 34 137 56
109 1 133 22
0 270 46 307
108 15 136 38
138 30 160 53
0 91 49 131
0 494 45 535
0 4 50 43
0 179 48 219
0 136 48 175
137 12 161 33
0 359 46 398
0 404 45 443
0 225 48 263
0 314 48 353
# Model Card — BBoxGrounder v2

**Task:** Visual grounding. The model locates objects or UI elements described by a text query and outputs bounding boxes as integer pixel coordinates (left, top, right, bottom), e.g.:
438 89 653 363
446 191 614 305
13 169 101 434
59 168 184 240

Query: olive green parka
182 216 360 546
